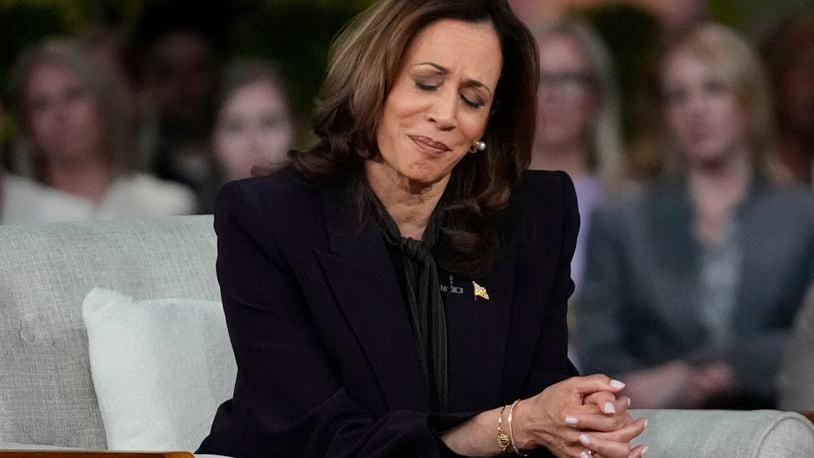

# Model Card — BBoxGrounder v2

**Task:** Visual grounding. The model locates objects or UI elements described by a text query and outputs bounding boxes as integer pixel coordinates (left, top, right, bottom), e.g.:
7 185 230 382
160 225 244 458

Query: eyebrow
414 62 493 96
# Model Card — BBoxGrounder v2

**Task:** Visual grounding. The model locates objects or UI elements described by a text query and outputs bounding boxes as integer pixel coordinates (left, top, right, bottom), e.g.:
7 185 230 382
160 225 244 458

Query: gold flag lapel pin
473 281 490 301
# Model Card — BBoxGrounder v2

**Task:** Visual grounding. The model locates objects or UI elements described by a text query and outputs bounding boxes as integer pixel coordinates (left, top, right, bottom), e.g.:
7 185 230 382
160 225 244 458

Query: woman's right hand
511 374 648 458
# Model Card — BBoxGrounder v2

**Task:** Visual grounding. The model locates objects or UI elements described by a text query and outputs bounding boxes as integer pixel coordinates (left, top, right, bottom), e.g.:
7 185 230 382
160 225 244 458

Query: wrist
508 399 535 452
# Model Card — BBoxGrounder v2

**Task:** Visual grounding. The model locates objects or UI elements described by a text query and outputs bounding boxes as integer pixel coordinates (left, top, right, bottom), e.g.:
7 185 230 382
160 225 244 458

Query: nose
428 87 457 131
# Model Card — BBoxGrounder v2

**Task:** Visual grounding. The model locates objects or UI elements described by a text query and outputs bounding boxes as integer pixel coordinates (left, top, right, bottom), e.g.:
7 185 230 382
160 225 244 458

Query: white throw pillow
82 288 236 452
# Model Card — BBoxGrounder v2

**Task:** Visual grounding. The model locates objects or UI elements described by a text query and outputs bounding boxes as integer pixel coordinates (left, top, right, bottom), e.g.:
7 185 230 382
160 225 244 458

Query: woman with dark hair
212 59 297 182
198 1 647 456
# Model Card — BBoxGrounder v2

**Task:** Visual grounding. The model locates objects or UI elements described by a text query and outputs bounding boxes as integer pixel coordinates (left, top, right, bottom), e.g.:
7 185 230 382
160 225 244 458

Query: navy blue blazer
197 168 579 457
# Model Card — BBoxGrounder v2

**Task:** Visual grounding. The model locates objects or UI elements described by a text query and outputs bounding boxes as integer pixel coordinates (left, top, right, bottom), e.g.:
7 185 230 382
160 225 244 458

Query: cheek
214 130 243 156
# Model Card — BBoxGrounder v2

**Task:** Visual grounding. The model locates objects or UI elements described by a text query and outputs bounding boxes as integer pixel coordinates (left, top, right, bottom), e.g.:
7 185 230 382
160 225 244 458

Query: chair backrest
0 216 218 449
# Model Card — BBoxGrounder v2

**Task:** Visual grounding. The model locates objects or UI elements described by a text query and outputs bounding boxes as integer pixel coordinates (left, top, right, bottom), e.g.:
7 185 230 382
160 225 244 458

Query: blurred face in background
25 62 104 165
535 34 597 151
661 49 749 168
144 30 215 129
213 80 294 181
778 39 814 136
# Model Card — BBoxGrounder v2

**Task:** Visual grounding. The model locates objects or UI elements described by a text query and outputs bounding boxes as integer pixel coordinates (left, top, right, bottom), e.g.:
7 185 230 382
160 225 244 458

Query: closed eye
461 94 484 109
415 81 439 91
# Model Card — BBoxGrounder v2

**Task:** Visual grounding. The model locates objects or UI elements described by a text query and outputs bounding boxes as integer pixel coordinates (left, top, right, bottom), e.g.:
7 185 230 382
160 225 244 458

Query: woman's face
26 62 103 163
662 50 749 167
213 80 294 181
535 34 596 151
373 19 502 186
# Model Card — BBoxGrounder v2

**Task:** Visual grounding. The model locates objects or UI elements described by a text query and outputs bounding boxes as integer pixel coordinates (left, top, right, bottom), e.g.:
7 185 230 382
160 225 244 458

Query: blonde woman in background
9 38 195 222
530 17 624 290
576 23 814 409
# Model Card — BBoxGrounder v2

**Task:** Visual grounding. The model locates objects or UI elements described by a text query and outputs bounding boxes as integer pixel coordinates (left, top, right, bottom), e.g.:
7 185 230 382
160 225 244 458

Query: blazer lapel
314 178 428 411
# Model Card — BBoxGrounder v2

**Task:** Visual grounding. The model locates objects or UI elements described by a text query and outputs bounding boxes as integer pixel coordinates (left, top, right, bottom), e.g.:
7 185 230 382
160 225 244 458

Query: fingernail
627 397 632 407
580 452 590 458
565 416 578 425
610 379 626 389
641 445 649 456
643 418 649 429
603 401 616 414
579 434 591 447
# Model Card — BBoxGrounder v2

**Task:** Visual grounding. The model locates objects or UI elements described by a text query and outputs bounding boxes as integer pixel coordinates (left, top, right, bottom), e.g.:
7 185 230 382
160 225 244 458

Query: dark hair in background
290 0 540 278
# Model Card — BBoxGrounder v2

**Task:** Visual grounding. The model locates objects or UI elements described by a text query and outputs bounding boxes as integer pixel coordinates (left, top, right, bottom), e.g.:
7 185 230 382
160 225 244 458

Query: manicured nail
580 452 590 458
603 401 616 414
641 445 649 456
610 379 626 389
643 418 649 429
565 416 578 425
579 434 591 447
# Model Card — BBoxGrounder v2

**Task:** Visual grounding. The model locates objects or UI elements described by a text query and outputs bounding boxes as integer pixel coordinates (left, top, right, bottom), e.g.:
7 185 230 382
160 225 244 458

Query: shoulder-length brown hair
291 0 540 278
10 37 133 181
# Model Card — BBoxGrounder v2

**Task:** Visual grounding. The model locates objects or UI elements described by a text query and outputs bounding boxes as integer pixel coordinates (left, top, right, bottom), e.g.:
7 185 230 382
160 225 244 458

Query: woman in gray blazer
575 22 814 409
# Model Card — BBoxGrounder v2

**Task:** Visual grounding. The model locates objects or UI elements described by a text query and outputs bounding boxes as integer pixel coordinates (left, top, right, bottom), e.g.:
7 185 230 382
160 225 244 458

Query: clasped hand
511 374 648 458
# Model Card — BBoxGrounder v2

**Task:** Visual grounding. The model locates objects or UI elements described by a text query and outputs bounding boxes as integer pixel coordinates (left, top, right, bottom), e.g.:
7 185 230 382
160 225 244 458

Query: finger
562 412 632 432
578 432 632 458
562 444 592 458
584 391 619 415
627 444 650 458
574 374 626 396
593 417 648 443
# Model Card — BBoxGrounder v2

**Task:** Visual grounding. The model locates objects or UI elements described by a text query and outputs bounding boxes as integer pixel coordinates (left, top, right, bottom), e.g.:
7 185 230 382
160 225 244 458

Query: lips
409 135 451 154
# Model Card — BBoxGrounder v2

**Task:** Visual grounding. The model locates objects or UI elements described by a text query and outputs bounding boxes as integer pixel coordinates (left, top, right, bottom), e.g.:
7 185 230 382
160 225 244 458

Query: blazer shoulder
508 171 579 252
513 170 576 206
214 167 324 247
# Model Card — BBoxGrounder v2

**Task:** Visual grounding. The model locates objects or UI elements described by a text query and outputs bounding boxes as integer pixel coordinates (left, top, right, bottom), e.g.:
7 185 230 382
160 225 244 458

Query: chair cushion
83 288 235 451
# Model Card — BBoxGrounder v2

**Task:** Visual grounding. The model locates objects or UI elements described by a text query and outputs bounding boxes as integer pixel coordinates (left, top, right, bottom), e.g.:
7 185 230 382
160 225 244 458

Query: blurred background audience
212 59 296 183
8 38 194 222
2 0 814 415
575 22 814 410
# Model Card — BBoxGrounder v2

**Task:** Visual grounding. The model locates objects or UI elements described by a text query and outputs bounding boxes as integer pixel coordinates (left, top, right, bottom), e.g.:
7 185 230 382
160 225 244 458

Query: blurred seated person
530 16 624 291
212 60 296 182
134 3 225 212
763 14 814 186
8 38 195 222
778 284 814 410
575 22 814 409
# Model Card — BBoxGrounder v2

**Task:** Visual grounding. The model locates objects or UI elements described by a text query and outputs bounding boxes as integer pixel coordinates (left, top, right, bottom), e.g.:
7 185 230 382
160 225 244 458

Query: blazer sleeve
197 181 470 458
520 171 581 395
574 202 647 375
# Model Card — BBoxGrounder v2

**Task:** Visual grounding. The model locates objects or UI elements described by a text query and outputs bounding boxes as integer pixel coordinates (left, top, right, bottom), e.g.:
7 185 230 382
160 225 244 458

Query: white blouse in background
1 173 196 224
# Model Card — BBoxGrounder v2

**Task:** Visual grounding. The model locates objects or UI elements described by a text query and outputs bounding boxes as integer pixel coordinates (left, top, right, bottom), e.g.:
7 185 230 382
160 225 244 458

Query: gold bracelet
508 399 529 456
497 404 511 453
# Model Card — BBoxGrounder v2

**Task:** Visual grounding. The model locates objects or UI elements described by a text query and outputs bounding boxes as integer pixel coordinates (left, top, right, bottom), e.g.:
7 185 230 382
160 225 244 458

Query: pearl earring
470 140 486 153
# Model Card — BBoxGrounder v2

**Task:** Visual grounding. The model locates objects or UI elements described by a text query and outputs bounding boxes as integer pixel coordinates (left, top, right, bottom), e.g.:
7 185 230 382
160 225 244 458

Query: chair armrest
630 409 814 457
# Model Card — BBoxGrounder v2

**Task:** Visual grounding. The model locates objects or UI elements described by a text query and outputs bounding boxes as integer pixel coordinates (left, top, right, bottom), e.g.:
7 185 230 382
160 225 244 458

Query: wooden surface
0 452 192 458
803 411 814 424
